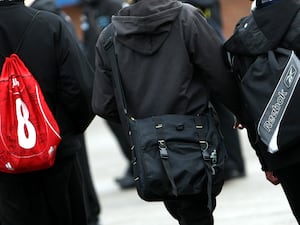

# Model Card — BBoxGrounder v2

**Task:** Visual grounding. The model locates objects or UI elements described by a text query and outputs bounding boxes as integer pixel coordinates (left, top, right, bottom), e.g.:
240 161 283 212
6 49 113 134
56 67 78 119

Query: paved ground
84 117 298 225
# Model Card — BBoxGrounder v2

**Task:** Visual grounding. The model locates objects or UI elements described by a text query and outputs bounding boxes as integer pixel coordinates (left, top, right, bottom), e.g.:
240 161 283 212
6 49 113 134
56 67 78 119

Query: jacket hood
225 0 300 55
111 0 182 55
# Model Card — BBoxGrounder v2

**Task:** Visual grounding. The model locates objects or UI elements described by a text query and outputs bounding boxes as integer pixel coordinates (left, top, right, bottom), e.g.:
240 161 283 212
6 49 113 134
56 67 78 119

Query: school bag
238 48 300 154
224 11 300 154
0 12 61 173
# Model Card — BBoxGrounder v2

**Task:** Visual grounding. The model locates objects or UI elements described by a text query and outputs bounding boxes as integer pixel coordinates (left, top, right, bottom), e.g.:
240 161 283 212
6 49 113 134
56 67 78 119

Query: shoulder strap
15 11 40 53
102 24 129 117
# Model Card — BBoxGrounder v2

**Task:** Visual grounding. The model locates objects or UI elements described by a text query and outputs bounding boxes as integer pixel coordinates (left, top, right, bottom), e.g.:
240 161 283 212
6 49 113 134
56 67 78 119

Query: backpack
238 48 300 154
224 6 300 155
0 12 61 173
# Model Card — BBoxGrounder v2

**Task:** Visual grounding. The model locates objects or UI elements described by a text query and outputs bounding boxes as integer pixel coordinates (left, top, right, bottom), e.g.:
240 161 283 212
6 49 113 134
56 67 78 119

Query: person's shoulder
34 9 65 25
179 2 207 24
180 2 199 13
32 9 71 35
180 2 206 17
98 23 113 45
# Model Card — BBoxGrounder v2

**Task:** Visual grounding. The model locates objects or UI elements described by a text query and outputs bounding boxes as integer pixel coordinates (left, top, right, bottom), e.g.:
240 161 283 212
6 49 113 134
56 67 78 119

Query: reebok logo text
263 89 287 132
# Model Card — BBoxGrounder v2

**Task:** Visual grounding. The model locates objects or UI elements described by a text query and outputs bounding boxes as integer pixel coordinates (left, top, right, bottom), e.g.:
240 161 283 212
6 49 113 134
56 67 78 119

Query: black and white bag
239 48 300 153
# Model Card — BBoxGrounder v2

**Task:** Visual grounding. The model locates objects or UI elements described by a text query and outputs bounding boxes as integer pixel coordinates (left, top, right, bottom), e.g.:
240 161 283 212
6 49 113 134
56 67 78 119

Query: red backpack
0 13 61 173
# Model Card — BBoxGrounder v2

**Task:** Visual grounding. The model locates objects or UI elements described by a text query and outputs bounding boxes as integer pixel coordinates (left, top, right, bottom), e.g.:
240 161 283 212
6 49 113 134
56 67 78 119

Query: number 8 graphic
16 98 37 149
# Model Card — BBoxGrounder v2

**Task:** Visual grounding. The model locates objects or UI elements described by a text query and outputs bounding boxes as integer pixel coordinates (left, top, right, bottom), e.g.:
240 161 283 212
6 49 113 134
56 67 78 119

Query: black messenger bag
101 25 226 210
128 113 225 204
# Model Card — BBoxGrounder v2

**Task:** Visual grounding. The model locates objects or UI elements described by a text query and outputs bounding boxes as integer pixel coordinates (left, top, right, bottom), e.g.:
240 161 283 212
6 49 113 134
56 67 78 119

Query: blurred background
56 0 251 41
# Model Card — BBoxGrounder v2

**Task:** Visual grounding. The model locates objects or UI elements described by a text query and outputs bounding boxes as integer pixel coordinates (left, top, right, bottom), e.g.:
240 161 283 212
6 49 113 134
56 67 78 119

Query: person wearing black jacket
25 0 102 224
92 0 242 224
224 0 300 223
0 1 95 225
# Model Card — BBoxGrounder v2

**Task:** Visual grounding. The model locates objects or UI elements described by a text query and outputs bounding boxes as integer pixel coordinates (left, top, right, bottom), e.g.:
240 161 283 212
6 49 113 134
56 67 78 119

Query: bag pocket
134 141 207 201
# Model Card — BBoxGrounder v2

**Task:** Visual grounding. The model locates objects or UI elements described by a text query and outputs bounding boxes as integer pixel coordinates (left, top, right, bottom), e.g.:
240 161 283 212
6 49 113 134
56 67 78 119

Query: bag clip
210 149 217 175
158 140 168 159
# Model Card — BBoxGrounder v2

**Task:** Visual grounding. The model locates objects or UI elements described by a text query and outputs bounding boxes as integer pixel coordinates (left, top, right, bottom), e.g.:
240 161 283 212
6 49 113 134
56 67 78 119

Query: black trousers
164 194 216 225
164 178 223 225
275 161 300 224
0 154 87 225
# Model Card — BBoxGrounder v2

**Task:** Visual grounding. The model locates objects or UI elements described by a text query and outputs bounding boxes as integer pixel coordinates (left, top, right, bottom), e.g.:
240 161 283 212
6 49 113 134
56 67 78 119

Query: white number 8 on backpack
16 97 37 149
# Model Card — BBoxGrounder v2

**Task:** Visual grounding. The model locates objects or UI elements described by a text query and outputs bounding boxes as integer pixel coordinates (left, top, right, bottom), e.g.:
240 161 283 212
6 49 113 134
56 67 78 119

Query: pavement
84 116 298 225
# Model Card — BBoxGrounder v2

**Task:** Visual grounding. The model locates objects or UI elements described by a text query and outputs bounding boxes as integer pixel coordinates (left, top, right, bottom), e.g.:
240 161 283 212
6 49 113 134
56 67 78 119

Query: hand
233 121 244 129
265 171 280 185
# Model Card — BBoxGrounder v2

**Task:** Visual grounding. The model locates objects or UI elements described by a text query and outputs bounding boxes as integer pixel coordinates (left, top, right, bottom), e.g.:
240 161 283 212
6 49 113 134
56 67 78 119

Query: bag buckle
158 140 168 159
210 149 217 165
201 140 218 175
210 149 217 175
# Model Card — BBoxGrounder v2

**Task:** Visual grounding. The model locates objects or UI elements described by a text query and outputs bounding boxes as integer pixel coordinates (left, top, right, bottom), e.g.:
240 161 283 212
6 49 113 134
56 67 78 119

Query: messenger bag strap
194 116 214 212
153 117 178 197
102 24 129 117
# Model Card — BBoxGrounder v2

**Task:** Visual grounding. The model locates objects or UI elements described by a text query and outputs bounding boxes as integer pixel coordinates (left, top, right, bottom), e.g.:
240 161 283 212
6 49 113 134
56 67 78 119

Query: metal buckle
199 140 208 151
158 140 168 159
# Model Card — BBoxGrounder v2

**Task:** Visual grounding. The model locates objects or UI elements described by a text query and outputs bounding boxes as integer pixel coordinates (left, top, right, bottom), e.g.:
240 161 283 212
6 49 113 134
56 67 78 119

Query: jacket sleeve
184 8 243 118
92 30 121 123
56 21 95 133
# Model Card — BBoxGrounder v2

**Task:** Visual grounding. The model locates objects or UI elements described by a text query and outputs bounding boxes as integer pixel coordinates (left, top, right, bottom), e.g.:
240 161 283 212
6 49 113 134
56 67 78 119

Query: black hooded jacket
92 0 241 128
224 0 300 171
